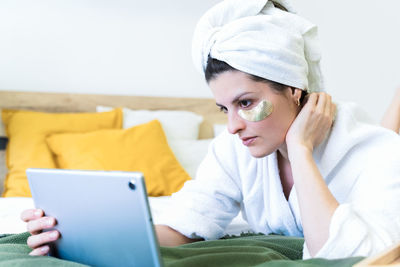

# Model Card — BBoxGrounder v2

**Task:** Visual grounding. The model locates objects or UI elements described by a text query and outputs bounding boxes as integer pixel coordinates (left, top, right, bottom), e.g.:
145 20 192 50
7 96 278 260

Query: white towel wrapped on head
192 0 324 93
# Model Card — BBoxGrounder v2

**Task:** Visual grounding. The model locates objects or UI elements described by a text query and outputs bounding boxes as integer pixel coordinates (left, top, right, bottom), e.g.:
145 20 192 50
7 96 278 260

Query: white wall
0 0 219 98
1 0 399 122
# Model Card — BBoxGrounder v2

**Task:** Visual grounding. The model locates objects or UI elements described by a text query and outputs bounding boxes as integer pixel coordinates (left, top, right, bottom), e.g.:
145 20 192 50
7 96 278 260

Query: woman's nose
227 112 246 135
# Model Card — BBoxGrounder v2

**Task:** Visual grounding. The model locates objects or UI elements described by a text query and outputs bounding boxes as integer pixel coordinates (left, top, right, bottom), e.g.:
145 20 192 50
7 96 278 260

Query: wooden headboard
0 90 226 139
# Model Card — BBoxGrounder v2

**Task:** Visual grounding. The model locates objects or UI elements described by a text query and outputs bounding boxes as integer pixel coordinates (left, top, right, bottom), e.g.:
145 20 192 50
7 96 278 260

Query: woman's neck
277 143 289 161
277 145 294 201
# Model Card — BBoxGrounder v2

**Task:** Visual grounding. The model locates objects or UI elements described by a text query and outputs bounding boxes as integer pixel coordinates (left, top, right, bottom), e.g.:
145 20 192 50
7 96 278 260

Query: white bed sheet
0 197 252 236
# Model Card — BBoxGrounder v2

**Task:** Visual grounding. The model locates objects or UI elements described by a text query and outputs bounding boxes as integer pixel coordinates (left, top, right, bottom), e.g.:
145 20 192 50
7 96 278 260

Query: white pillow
97 106 203 141
168 139 212 179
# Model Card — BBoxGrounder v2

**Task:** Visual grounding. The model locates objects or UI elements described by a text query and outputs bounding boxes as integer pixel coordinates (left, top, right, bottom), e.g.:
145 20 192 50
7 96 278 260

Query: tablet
26 168 163 267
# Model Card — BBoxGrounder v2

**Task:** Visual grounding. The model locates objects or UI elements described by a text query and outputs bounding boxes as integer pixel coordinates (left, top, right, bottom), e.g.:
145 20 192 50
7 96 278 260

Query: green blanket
0 232 364 266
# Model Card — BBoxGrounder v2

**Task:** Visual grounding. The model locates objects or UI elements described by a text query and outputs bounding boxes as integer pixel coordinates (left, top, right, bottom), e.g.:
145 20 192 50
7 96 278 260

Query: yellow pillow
2 108 122 197
46 120 191 196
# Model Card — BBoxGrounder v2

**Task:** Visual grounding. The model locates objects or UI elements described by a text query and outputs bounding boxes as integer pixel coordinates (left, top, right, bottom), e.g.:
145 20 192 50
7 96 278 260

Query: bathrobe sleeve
156 131 243 240
304 139 400 259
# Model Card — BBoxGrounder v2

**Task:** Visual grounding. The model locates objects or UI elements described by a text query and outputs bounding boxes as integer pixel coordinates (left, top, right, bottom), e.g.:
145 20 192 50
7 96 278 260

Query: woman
21 0 400 259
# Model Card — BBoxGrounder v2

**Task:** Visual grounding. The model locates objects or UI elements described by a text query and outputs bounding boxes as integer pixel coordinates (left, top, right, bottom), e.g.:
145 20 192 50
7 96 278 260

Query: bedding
0 113 211 195
46 120 191 196
0 92 226 195
0 232 364 266
0 138 212 191
1 108 123 197
96 106 211 178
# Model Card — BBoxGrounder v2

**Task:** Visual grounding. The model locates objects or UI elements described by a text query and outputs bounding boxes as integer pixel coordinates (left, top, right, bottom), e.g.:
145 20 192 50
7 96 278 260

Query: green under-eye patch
238 100 273 122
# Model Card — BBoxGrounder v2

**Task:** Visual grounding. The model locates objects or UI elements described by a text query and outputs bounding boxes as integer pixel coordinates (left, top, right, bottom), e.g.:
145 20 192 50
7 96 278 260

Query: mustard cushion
1 108 122 197
46 120 191 196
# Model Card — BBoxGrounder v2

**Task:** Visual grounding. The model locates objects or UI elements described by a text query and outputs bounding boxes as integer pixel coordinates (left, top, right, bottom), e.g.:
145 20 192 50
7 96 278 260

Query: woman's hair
205 57 307 103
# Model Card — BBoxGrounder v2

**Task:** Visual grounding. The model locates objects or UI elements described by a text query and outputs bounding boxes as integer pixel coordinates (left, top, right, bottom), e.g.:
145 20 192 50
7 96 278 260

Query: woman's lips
241 136 257 146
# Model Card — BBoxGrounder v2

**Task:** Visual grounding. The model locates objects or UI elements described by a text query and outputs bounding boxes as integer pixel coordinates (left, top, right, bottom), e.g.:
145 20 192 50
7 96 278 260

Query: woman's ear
290 87 303 104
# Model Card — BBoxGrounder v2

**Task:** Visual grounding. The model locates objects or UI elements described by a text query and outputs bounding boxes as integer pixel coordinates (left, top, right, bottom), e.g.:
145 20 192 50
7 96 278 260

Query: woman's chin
248 146 272 158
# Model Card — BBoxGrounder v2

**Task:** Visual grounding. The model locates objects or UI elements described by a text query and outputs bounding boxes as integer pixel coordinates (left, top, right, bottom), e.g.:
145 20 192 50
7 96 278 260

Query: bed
0 90 370 266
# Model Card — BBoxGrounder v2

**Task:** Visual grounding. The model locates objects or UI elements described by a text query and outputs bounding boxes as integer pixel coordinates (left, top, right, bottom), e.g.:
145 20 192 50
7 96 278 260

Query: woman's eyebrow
215 92 254 107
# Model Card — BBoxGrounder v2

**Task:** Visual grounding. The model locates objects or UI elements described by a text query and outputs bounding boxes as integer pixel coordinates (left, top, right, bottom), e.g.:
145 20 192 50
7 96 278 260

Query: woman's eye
239 100 252 108
219 106 228 114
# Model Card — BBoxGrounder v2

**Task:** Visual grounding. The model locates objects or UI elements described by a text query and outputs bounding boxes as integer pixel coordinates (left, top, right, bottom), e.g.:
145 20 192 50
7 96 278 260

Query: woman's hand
284 92 339 256
20 209 60 256
286 92 336 158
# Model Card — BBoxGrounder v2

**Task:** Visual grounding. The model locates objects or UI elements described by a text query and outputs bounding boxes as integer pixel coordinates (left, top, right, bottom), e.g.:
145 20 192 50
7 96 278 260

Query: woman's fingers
21 208 60 256
313 92 334 127
29 245 50 256
21 209 43 223
315 92 326 111
304 92 318 109
27 216 57 234
27 230 59 249
287 92 335 151
315 92 331 115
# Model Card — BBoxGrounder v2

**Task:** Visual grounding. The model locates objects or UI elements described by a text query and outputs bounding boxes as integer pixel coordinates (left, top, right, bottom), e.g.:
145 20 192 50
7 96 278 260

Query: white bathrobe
157 102 400 259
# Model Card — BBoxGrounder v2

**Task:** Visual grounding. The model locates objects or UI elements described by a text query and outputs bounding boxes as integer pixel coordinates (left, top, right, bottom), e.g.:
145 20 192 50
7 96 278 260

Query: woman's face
209 70 300 158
